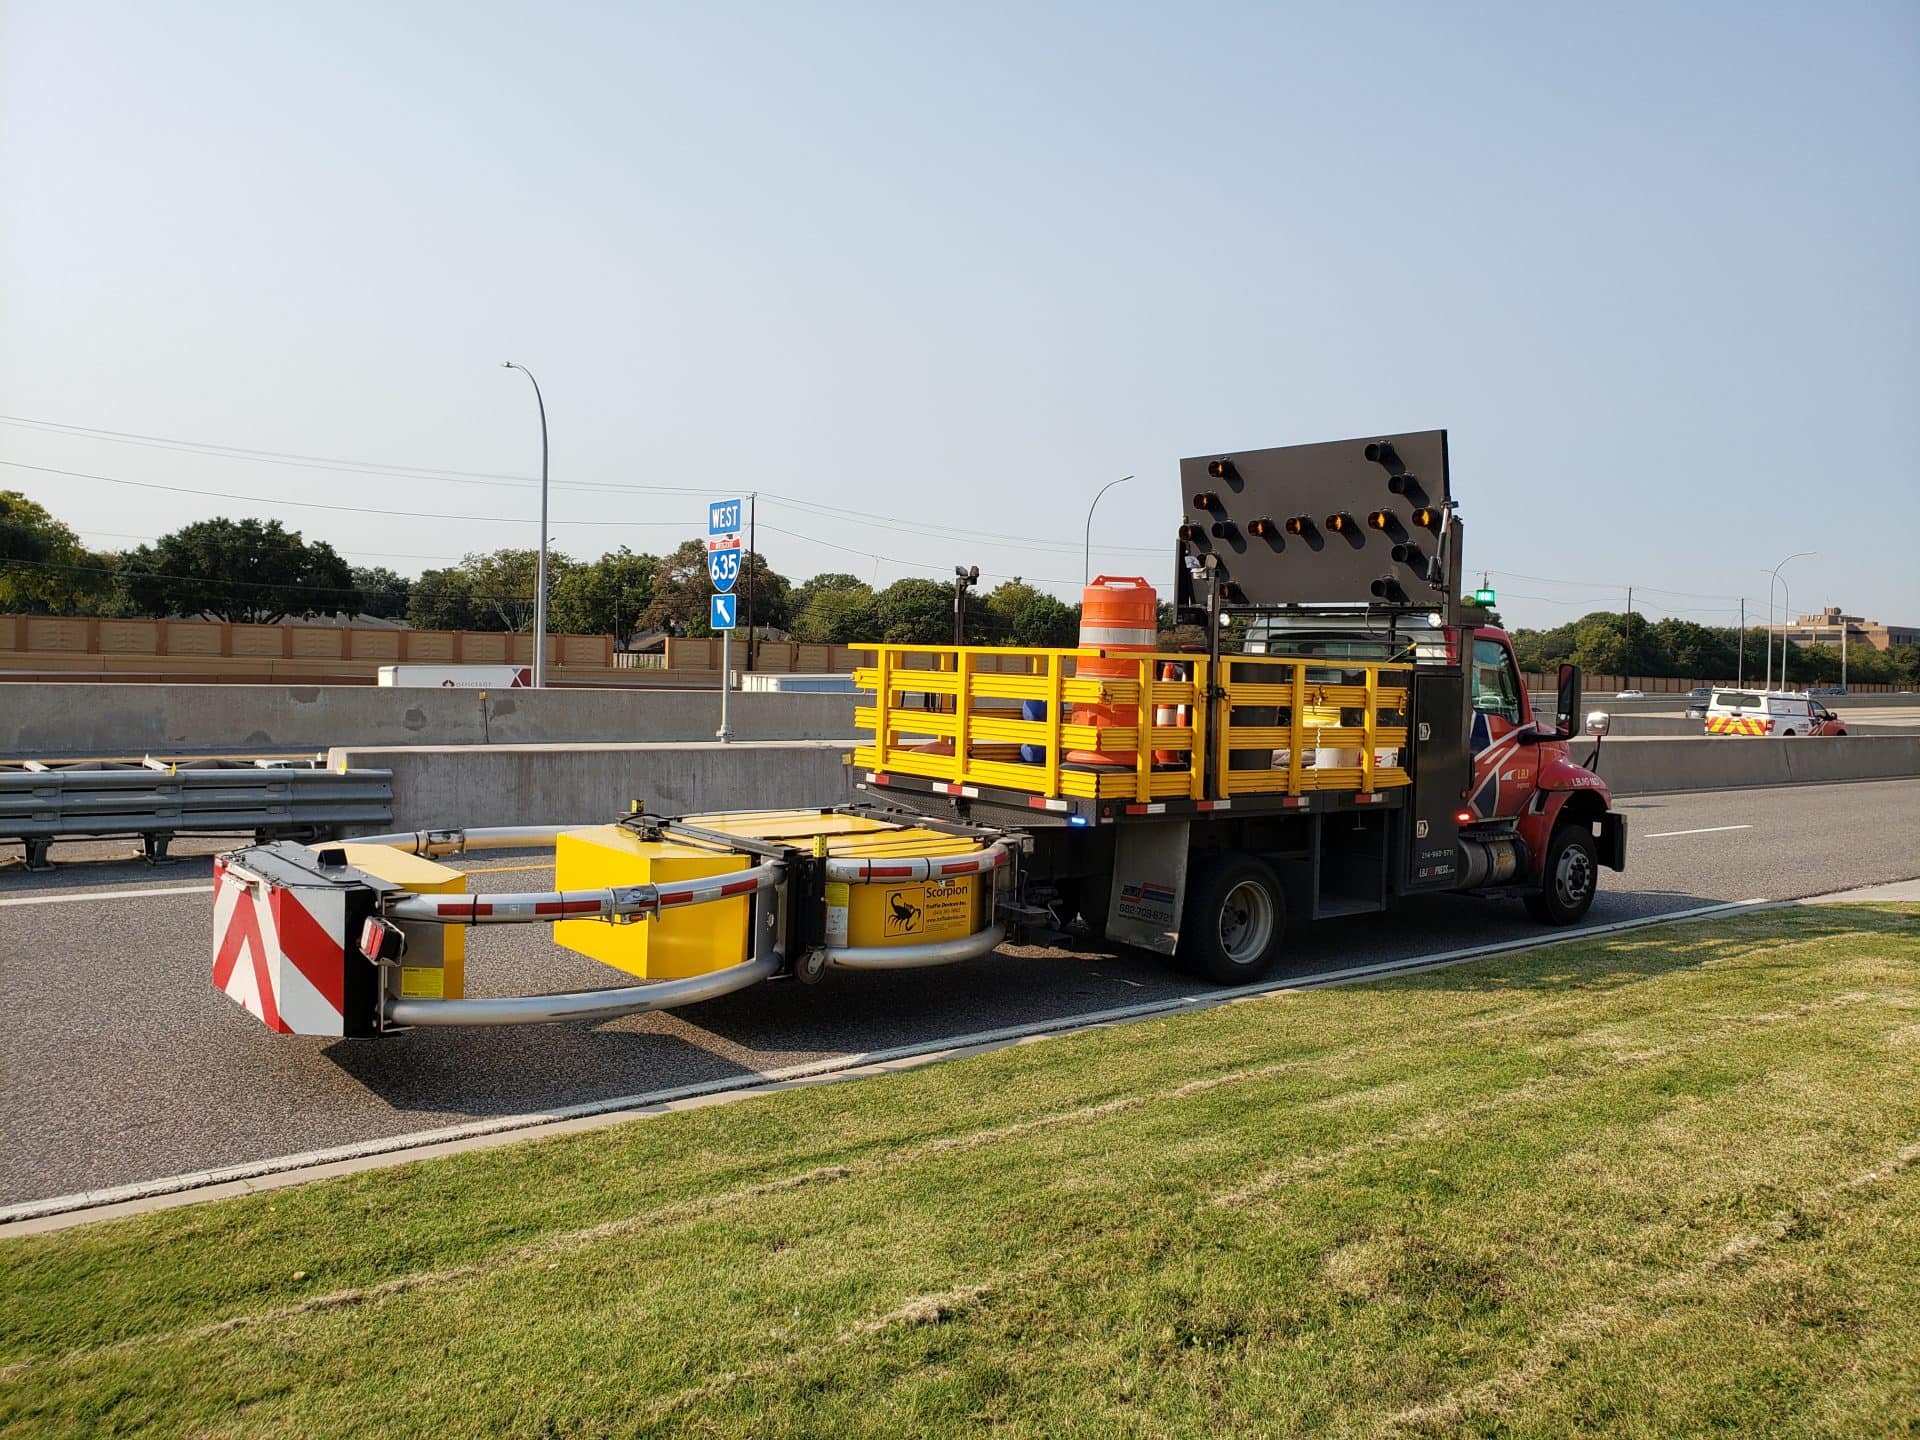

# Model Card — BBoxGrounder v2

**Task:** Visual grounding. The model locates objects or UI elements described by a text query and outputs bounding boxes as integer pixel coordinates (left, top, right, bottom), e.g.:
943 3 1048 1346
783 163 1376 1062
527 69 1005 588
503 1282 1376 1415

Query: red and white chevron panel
211 856 350 1036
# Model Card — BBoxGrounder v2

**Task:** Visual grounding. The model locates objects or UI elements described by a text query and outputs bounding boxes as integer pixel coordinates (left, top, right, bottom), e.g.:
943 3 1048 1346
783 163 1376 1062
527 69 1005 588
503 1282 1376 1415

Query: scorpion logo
885 891 922 934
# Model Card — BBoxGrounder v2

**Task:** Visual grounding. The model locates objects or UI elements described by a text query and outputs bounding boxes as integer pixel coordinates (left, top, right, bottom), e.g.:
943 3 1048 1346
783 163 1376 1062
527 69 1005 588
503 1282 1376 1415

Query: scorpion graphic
887 894 922 932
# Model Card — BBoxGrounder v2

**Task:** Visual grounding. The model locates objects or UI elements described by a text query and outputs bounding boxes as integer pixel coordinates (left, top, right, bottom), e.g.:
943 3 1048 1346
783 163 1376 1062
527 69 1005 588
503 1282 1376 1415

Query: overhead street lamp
502 362 550 688
1764 551 1815 693
1083 475 1135 587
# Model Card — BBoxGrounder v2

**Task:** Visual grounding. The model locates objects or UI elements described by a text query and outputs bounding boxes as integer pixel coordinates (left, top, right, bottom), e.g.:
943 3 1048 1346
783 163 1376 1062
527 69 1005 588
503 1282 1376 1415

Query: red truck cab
1466 626 1623 921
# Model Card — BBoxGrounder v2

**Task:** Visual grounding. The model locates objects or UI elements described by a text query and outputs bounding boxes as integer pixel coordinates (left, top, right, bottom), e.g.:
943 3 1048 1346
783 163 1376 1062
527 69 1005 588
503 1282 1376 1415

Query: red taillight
1454 809 1473 825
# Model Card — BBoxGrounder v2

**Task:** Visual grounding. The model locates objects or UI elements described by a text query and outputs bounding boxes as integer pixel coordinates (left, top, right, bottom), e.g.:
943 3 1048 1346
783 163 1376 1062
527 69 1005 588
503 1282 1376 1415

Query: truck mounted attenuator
210 430 1626 1036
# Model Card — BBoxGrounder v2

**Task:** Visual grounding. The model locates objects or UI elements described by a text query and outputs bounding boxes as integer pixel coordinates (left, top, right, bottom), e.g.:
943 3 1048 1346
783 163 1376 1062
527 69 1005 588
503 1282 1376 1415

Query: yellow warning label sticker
400 967 444 998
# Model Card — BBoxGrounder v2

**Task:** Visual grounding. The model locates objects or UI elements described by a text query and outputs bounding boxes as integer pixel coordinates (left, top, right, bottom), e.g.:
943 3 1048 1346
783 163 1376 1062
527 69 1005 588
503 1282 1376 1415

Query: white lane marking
1642 825 1754 840
0 884 213 908
0 896 1773 1229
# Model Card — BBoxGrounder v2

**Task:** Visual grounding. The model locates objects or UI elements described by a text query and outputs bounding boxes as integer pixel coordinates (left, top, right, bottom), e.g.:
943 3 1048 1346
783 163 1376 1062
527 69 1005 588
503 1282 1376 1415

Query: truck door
1467 637 1533 821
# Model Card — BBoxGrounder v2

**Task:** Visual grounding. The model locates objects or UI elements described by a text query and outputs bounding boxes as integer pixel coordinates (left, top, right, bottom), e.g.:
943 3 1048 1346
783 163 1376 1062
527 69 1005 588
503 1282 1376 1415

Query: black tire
1781 729 1797 737
1524 825 1599 925
1179 853 1286 984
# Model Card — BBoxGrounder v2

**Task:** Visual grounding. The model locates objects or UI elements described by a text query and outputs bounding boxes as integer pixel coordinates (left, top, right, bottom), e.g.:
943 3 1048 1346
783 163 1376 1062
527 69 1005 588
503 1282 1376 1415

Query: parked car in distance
1614 688 1646 699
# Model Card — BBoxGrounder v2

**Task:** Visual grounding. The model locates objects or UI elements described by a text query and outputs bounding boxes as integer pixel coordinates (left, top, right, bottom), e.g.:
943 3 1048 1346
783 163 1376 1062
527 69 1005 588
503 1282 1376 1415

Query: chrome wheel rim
1554 846 1594 908
1217 880 1276 964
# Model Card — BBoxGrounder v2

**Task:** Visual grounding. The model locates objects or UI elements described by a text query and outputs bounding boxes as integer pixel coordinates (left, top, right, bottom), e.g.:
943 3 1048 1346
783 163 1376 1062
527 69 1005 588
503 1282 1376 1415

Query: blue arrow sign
709 499 742 536
708 546 740 593
710 593 737 631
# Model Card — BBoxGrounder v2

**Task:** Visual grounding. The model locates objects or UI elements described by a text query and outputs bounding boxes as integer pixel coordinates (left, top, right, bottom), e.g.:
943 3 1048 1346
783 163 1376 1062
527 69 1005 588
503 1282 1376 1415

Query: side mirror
1585 710 1612 737
1555 662 1583 739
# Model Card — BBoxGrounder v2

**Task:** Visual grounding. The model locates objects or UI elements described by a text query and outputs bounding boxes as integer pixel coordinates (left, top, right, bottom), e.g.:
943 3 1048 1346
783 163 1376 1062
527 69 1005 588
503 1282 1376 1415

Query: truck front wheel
1524 825 1598 926
1180 854 1286 984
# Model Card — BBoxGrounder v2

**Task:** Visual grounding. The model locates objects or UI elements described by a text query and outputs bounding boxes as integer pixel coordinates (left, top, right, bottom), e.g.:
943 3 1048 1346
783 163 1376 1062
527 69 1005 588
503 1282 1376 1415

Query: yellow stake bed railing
852 644 1412 806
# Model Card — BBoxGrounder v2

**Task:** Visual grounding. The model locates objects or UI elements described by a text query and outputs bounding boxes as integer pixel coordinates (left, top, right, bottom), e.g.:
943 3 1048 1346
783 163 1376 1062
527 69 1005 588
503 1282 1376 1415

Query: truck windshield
1471 638 1521 724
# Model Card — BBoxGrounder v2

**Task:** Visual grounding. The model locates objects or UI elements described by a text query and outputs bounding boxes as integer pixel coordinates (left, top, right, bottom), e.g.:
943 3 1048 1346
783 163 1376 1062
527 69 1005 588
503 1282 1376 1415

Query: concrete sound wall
2 683 860 758
329 741 858 832
1598 736 1920 796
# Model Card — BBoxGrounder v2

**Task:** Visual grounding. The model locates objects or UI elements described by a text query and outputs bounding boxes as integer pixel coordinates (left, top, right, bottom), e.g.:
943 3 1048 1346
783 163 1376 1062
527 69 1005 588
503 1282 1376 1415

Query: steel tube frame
383 859 785 925
385 870 785 1026
345 825 575 857
821 843 1012 884
825 923 1008 970
384 952 780 1026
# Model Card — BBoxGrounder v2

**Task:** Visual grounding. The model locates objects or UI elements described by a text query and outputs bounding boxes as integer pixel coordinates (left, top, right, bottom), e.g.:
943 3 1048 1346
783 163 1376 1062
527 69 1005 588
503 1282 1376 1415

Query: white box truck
376 665 531 689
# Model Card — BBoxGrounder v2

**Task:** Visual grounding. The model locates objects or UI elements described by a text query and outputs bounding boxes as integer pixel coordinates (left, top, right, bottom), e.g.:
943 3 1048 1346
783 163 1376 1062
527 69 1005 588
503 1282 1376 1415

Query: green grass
4 904 1919 1438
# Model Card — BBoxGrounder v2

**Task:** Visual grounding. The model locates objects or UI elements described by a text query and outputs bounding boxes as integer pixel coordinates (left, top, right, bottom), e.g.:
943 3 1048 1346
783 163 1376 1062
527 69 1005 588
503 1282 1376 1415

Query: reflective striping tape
1078 624 1159 647
1027 796 1070 812
1124 803 1168 815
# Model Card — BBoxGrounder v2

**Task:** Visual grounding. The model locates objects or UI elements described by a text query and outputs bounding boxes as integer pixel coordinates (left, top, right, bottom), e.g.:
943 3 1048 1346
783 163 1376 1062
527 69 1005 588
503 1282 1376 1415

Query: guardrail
0 761 393 869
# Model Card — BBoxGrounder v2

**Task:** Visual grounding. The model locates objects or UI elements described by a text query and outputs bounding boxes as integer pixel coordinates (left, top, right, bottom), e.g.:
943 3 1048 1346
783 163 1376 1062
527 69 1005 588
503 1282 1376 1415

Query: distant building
1786 607 1919 652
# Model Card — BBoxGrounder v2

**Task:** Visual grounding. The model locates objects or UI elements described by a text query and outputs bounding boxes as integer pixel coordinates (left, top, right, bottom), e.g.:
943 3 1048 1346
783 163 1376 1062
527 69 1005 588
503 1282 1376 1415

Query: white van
1704 689 1841 737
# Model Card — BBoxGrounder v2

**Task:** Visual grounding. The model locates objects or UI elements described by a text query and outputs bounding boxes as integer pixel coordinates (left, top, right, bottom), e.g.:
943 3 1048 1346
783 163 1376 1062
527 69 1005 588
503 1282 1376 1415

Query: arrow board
710 593 737 631
708 547 740 593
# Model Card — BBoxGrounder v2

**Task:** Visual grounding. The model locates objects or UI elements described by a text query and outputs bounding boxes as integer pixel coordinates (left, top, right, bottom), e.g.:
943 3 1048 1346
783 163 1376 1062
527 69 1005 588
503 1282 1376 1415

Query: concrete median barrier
328 741 857 831
3 683 859 758
1597 735 1920 796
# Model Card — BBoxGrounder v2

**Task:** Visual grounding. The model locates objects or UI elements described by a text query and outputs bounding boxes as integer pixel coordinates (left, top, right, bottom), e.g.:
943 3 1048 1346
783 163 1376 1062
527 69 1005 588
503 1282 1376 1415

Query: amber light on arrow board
1206 458 1238 481
1178 523 1206 543
1247 517 1276 538
1366 510 1393 531
1284 515 1312 536
1410 506 1440 531
1325 512 1355 534
1192 491 1222 511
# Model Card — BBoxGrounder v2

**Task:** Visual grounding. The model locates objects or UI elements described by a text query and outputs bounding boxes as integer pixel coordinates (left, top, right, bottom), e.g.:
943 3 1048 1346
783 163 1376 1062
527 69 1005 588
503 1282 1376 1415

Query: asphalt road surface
4 778 1917 1208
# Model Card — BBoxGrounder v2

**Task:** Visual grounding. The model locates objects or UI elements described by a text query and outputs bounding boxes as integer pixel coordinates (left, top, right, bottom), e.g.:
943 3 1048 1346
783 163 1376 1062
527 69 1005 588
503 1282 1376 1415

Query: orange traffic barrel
1067 575 1158 768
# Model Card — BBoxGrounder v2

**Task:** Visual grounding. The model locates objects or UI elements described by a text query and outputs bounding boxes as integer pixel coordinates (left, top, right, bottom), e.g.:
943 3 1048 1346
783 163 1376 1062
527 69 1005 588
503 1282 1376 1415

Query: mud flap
1105 820 1191 955
1597 812 1627 871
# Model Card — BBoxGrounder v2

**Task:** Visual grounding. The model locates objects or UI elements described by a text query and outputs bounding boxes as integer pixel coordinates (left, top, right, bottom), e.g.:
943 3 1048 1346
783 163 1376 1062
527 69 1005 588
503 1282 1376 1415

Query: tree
1570 618 1627 676
639 542 791 639
119 518 359 623
351 566 411 621
792 584 877 644
549 548 660 639
0 490 120 615
977 579 1079 647
791 572 867 613
451 548 576 632
872 578 954 644
407 568 479 630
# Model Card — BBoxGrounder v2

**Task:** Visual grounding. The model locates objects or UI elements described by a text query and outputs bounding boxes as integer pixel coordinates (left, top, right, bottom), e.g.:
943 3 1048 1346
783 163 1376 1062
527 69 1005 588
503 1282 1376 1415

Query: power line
1 412 1167 559
0 460 704 529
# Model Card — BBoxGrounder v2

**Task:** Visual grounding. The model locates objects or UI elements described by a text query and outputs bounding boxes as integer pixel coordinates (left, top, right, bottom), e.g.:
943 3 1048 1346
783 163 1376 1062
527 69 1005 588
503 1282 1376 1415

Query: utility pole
501 362 550 687
1624 585 1633 688
744 493 758 672
1737 597 1745 687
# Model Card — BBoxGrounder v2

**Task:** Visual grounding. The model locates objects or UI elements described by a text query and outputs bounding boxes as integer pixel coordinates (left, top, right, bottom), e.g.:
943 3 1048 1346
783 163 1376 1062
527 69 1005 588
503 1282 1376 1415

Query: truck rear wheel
1525 825 1598 926
1180 854 1286 984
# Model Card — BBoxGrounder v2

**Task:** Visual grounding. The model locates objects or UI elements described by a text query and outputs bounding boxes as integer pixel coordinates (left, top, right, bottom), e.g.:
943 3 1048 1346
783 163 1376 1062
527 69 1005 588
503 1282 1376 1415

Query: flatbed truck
210 430 1627 1035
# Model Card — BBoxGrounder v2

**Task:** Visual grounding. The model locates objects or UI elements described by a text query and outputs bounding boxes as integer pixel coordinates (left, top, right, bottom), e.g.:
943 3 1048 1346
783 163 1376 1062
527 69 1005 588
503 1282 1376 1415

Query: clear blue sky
3 2 1915 631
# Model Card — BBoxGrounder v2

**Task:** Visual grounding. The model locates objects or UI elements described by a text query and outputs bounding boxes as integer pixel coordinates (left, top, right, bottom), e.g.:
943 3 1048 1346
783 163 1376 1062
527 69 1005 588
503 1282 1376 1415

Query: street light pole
1764 551 1814 694
502 362 550 688
1083 475 1134 588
